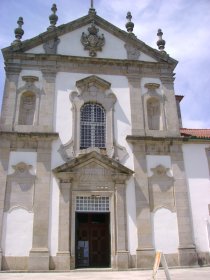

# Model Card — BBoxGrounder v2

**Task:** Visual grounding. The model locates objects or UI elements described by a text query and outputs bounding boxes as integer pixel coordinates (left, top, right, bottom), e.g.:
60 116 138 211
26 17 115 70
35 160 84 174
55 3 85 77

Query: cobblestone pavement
0 267 210 280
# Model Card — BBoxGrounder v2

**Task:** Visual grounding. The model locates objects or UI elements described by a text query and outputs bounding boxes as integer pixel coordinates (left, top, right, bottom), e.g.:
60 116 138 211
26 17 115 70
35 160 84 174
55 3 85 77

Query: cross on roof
91 0 94 9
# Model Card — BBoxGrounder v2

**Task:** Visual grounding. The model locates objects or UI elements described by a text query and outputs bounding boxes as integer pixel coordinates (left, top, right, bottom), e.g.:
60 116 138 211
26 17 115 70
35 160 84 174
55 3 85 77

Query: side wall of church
183 143 210 265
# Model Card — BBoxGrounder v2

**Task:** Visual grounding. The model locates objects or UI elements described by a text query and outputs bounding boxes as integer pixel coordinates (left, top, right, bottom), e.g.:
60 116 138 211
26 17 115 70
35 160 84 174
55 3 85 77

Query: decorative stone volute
151 164 169 177
48 3 58 30
12 17 24 45
81 21 105 57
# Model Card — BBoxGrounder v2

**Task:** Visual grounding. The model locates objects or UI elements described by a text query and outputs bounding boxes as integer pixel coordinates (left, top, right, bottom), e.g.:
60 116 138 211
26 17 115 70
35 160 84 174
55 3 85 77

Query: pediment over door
53 151 133 188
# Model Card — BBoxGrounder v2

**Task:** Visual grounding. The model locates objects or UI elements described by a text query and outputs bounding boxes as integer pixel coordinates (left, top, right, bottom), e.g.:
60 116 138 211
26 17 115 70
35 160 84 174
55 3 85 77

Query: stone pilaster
0 68 20 131
127 75 145 136
29 140 52 270
0 137 10 270
56 181 72 270
39 69 56 132
161 77 180 136
171 143 197 266
133 143 155 268
113 174 129 269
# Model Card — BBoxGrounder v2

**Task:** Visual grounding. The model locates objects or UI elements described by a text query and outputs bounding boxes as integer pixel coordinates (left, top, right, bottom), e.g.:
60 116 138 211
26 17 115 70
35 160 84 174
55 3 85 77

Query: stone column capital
41 68 57 82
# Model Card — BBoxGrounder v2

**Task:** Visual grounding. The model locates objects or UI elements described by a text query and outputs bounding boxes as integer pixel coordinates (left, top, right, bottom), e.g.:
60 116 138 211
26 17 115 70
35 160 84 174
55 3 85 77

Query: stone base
178 247 198 266
2 256 28 270
136 248 155 268
196 252 210 266
163 253 179 267
116 251 129 269
29 249 49 271
56 251 71 270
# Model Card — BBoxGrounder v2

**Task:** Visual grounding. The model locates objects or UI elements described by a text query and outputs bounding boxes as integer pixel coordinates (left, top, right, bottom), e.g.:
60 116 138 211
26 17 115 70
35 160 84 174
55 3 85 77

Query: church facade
0 4 210 271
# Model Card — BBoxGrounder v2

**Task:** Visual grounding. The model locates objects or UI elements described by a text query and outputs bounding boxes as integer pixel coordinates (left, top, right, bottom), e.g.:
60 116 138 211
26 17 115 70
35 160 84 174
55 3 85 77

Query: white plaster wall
183 144 210 252
49 140 65 256
126 177 137 255
48 176 59 256
146 155 172 177
26 24 156 62
25 45 44 54
152 208 179 253
1 208 33 256
8 151 37 175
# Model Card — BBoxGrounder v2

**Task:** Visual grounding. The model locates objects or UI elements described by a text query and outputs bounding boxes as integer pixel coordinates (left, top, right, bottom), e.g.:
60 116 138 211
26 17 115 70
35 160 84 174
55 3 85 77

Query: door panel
75 212 110 267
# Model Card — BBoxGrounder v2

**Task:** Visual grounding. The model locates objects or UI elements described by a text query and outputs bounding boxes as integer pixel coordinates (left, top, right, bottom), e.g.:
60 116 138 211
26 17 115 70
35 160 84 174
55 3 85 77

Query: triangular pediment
2 11 177 67
53 151 133 175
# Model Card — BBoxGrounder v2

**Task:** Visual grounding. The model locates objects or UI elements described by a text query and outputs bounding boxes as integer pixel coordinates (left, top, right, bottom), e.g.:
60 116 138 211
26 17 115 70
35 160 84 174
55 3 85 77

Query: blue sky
0 0 210 128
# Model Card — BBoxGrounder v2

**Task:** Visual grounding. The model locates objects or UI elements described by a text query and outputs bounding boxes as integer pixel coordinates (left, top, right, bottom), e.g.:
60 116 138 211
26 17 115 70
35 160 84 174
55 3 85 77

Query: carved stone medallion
81 21 105 57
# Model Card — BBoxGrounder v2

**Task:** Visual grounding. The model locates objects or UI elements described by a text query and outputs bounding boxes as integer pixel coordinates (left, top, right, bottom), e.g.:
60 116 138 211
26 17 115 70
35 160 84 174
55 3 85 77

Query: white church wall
25 45 45 54
183 144 210 252
152 208 179 253
126 177 137 255
146 155 172 177
48 176 59 256
2 208 33 256
8 151 37 175
25 24 157 62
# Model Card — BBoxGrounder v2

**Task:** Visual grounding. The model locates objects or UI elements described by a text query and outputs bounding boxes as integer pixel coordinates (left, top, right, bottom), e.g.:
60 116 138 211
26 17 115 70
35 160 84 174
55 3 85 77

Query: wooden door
76 212 110 267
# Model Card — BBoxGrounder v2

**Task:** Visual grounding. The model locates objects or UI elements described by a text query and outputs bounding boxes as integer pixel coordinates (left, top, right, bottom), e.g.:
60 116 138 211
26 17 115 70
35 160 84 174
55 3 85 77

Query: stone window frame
14 76 42 128
70 75 116 157
143 83 166 131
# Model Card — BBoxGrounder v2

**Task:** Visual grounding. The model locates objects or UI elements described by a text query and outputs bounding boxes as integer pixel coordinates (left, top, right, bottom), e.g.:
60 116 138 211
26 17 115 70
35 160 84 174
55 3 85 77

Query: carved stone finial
12 17 24 45
125 12 134 33
81 21 105 57
157 28 166 52
48 3 58 30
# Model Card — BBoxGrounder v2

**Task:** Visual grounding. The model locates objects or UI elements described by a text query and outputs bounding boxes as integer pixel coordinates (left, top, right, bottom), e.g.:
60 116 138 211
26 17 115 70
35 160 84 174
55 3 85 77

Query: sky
0 0 210 128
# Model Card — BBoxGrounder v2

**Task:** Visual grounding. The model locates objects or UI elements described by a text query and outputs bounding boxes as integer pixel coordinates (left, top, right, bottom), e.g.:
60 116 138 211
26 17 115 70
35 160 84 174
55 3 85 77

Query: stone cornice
4 53 175 77
126 135 183 143
126 135 210 144
0 131 59 141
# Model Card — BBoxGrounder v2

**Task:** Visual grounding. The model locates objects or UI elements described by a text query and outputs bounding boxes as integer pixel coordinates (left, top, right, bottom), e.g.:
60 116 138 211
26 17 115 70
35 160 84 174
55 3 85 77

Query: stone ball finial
125 11 134 33
48 3 58 30
157 28 166 52
12 17 24 45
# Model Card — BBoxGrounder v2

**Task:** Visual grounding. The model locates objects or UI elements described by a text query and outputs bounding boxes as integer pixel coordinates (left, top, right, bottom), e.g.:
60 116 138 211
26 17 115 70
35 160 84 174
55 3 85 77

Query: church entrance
75 212 110 268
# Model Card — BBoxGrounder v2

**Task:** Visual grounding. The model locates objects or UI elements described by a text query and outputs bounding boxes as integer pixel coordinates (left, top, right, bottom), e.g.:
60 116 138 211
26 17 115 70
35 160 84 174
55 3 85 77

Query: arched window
80 103 106 149
18 92 36 125
147 98 161 130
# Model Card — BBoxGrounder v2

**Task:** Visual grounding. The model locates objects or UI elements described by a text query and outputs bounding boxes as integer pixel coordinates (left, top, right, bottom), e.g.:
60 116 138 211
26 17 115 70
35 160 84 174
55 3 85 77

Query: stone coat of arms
81 21 105 57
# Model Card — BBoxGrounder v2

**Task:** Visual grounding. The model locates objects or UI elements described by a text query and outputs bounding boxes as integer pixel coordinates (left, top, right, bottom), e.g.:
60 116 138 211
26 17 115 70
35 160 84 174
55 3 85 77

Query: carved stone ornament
81 21 105 57
5 162 35 212
151 164 169 176
43 37 60 54
124 43 140 60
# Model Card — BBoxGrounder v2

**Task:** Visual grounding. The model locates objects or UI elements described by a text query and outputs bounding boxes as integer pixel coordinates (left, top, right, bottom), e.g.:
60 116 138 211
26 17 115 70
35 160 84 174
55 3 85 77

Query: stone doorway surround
53 151 133 270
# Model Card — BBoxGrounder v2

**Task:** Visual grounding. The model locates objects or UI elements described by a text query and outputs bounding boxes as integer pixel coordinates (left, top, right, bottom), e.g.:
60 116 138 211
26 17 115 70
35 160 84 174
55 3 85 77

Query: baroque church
0 3 210 271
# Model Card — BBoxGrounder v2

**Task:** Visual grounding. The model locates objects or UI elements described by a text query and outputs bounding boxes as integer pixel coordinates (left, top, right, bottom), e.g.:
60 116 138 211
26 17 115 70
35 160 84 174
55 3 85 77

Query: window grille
76 196 109 212
80 103 106 149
